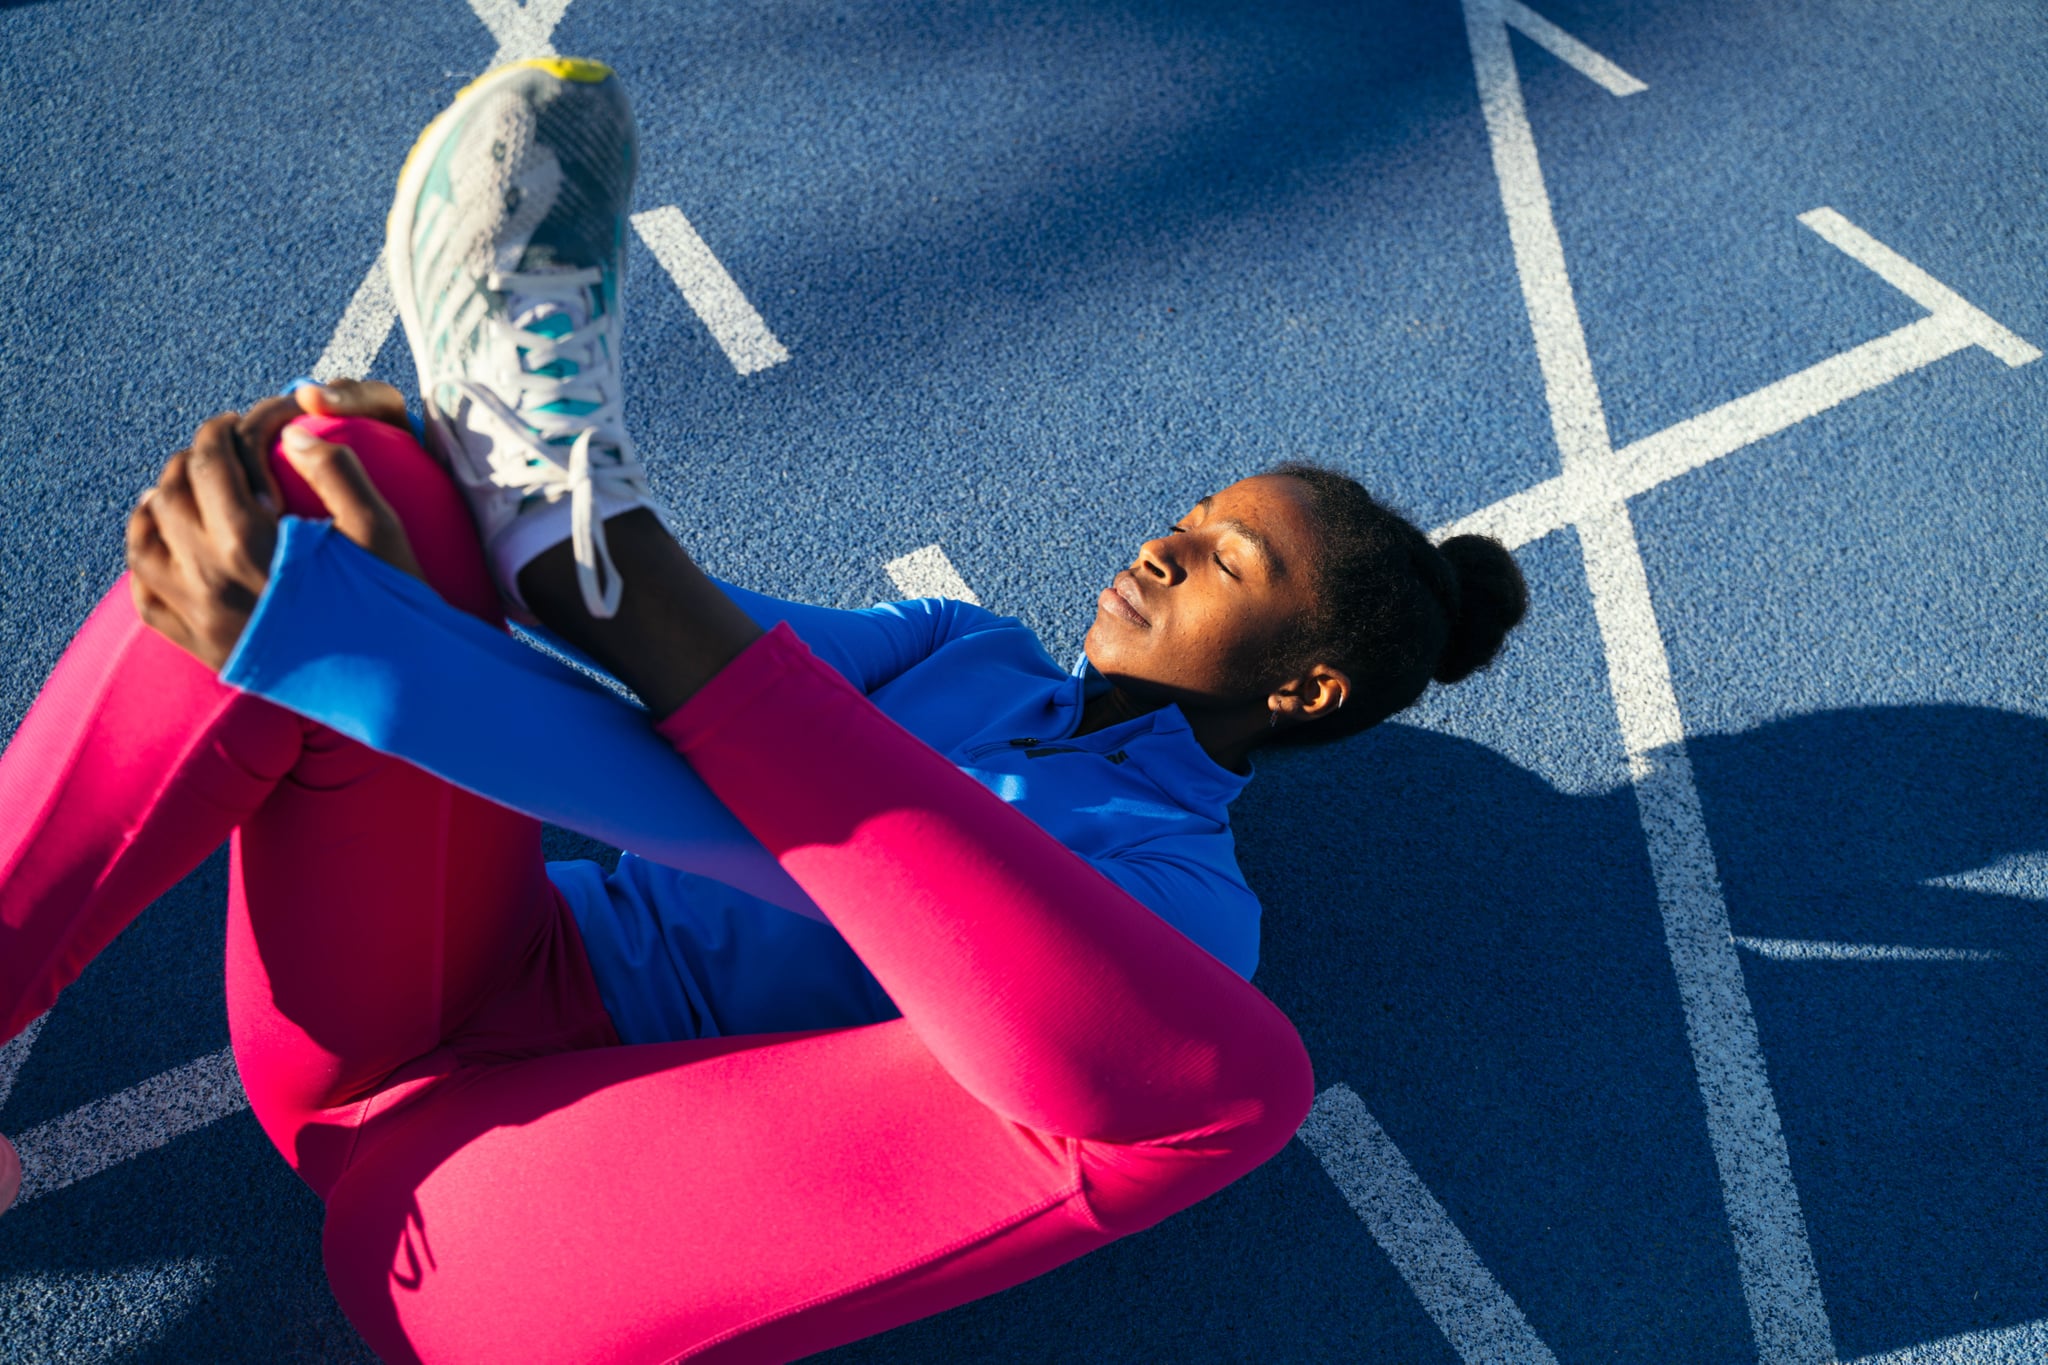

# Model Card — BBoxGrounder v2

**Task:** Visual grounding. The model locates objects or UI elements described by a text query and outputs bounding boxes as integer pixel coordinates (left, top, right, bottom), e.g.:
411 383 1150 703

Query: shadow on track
3 705 2039 1362
823 702 2047 1362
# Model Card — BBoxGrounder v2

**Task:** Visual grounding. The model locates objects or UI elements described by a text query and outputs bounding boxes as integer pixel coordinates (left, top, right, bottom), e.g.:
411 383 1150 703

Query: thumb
279 424 425 580
295 378 411 429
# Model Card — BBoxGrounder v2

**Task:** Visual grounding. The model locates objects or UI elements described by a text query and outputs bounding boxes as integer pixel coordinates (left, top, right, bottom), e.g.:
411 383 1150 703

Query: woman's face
1083 474 1325 706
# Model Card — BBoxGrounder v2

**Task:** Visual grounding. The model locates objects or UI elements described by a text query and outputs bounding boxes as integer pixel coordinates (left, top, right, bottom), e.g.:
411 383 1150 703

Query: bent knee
1080 1031 1315 1235
269 414 503 621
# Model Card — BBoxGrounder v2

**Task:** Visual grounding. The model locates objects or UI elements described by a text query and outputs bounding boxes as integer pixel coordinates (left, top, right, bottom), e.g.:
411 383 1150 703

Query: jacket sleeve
220 517 829 922
1088 835 1263 981
712 580 1008 694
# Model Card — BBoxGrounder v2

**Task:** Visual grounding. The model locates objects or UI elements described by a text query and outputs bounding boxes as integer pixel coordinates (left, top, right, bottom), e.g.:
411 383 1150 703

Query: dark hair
1263 462 1528 746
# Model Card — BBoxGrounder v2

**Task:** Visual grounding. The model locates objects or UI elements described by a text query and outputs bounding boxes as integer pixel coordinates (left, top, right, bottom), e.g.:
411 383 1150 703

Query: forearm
223 517 825 921
517 510 763 719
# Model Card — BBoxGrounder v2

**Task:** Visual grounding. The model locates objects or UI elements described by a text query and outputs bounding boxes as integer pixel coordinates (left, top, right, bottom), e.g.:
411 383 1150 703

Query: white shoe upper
425 264 660 620
386 61 658 622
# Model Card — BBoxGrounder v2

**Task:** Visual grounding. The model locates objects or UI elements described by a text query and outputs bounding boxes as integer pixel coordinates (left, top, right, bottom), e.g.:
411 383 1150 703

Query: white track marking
631 207 792 376
1923 852 2048 902
1436 216 2039 550
468 0 575 61
1498 0 1648 97
1575 504 1685 765
1464 0 1617 478
883 544 983 604
1577 502 1833 1365
0 1013 47 1116
1602 312 1973 506
1433 475 1577 552
313 249 398 382
1298 1085 1561 1365
1444 315 1973 547
1844 1318 2048 1364
1461 6 1836 1360
13 1049 247 1204
1734 938 2010 964
1798 209 2043 366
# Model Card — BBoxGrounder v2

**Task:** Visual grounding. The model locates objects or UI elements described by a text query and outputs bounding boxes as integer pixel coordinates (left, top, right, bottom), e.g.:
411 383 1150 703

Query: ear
1266 664 1352 729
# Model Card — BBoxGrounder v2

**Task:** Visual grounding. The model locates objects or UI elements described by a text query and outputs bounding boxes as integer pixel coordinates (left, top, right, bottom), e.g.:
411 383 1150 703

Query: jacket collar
1061 656 1253 813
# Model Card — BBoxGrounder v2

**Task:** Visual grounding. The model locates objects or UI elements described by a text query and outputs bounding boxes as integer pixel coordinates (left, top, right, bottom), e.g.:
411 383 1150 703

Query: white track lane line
13 1049 248 1204
883 544 982 604
0 1013 48 1115
1798 209 2043 366
313 248 398 382
1436 213 2040 550
1460 6 1836 1360
1734 938 2010 964
468 0 576 63
1844 1317 2048 1365
1464 0 1618 480
631 207 792 376
1578 504 1836 1365
1498 0 1648 97
1298 1085 1561 1365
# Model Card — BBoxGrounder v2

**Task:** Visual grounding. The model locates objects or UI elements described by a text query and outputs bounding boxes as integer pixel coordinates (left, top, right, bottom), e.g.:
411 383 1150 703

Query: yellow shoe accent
522 56 613 83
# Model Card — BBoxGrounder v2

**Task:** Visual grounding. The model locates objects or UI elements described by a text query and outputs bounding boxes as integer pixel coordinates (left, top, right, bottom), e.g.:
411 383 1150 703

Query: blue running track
2 0 2044 1360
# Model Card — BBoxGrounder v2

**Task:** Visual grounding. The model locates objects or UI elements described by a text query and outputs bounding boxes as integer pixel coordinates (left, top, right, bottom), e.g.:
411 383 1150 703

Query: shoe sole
383 56 616 406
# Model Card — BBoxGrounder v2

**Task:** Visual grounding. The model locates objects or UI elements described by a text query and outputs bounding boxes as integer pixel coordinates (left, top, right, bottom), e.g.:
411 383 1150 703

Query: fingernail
281 425 319 455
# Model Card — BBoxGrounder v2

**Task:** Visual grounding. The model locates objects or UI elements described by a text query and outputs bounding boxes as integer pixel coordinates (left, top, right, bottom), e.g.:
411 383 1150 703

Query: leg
322 623 1314 1362
0 415 613 1195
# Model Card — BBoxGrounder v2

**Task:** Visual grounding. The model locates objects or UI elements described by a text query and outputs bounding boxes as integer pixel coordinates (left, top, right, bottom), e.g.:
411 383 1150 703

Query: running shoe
0 1131 19 1217
386 57 661 621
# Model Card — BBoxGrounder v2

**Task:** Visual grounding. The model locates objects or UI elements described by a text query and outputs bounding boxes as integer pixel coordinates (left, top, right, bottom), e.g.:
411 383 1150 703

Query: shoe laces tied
482 265 663 619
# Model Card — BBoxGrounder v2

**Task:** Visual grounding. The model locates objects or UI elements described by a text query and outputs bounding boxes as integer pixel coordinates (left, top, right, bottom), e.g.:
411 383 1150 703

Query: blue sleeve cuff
223 518 825 923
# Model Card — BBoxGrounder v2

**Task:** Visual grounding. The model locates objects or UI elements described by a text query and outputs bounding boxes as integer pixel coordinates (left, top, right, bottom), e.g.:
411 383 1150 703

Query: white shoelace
473 265 660 618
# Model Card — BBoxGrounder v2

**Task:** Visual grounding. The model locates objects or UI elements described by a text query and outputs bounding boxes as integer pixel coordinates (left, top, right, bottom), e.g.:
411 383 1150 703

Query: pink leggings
0 416 1313 1363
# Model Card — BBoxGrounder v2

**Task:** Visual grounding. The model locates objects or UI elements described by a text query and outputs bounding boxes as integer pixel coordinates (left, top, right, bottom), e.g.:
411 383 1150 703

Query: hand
232 376 413 504
127 407 424 672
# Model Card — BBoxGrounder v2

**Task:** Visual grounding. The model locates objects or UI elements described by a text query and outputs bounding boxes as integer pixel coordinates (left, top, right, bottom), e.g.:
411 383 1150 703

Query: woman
0 60 1526 1362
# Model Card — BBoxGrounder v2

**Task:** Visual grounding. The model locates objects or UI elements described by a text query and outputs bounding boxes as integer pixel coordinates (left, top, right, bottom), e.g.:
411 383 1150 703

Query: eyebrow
1193 495 1283 576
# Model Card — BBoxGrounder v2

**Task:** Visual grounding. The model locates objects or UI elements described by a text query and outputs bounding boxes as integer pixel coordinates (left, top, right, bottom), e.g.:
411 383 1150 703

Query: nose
1135 534 1184 585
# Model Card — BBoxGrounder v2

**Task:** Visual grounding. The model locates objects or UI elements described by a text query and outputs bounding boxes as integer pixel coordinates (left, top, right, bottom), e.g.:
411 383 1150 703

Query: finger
187 415 277 590
125 489 169 575
126 494 181 620
234 396 301 511
187 414 262 539
150 447 209 567
297 378 410 428
278 425 425 579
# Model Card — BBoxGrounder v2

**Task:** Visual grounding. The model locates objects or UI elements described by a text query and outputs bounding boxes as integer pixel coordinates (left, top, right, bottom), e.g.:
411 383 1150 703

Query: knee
269 414 505 623
1083 1032 1316 1236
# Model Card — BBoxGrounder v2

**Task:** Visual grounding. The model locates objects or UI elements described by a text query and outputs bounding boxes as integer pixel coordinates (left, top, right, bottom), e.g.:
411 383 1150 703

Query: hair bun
1432 535 1529 683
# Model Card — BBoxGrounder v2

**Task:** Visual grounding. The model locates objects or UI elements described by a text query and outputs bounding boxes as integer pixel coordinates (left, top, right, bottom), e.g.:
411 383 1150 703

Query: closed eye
1213 552 1238 580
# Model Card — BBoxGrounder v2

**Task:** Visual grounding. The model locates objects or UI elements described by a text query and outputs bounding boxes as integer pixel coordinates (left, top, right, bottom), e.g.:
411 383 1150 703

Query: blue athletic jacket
222 517 1261 1044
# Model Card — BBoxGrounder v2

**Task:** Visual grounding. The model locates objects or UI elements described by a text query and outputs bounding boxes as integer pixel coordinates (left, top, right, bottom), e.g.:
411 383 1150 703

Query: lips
1100 571 1151 627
